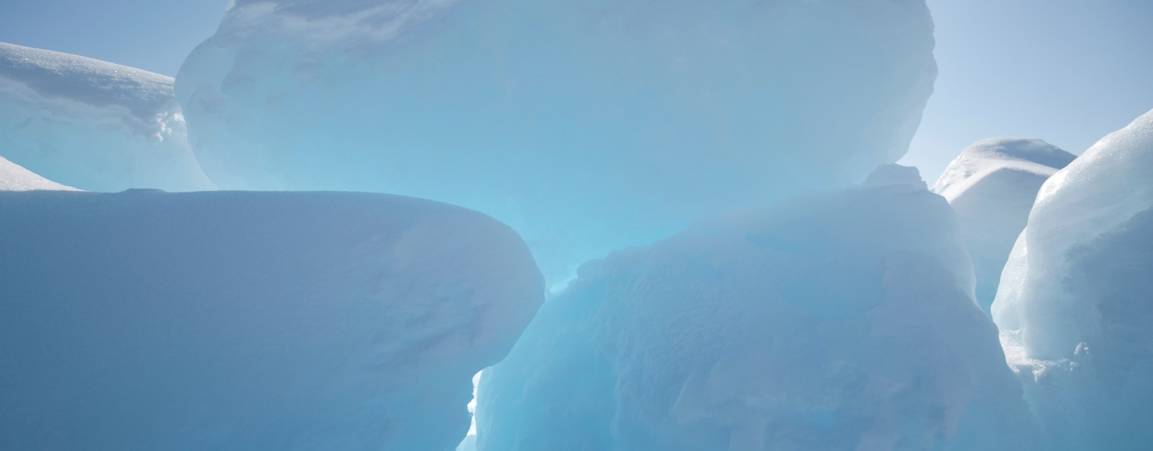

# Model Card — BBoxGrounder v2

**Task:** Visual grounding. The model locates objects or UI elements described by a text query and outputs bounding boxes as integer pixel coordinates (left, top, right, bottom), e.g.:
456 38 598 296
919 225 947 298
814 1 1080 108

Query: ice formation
177 0 937 278
932 139 1075 312
0 42 210 191
0 190 542 451
0 154 75 191
992 109 1153 450
477 166 1035 451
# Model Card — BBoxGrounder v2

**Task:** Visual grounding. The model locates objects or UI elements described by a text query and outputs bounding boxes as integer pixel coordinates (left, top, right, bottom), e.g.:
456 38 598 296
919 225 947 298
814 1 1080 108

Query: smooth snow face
992 110 1153 450
0 190 543 451
0 42 211 191
177 0 937 280
932 139 1074 312
0 155 75 191
477 169 1034 451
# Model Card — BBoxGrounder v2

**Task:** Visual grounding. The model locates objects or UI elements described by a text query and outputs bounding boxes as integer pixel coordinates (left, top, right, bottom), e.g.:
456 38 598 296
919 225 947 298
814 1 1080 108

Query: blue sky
1 0 1151 180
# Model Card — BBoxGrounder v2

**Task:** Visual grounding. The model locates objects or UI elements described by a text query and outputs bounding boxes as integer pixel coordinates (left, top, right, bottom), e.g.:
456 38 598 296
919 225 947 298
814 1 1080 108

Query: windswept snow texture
0 42 210 191
477 166 1034 451
177 0 937 278
932 139 1074 312
0 154 75 191
992 110 1153 451
0 190 543 451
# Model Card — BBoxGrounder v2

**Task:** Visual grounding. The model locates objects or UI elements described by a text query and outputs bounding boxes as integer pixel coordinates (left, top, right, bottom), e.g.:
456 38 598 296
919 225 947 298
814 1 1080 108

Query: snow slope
0 42 210 191
0 154 75 191
477 166 1035 451
992 109 1153 450
932 139 1074 312
0 190 542 451
177 0 937 279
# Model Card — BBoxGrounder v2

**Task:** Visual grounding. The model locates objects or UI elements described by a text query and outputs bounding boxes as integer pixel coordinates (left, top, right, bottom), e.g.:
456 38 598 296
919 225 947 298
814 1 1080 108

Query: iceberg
0 42 211 191
0 154 75 191
0 190 543 451
932 139 1075 312
477 166 1035 451
177 0 937 278
992 110 1153 450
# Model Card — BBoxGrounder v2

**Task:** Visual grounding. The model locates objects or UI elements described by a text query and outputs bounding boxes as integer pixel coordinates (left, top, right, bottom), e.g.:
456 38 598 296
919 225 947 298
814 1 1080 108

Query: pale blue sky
1 0 1151 180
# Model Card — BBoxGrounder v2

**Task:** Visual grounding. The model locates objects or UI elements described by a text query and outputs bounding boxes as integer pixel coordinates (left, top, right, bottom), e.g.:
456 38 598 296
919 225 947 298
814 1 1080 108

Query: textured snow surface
992 110 1153 450
932 139 1074 312
177 0 937 279
477 168 1034 451
0 190 542 451
0 42 210 191
0 155 75 191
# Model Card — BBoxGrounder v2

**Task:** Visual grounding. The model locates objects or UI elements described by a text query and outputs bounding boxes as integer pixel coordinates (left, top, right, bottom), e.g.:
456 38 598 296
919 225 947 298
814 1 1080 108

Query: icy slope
477 166 1034 451
177 0 937 278
0 154 74 191
932 139 1074 312
992 109 1153 450
0 42 210 191
0 190 542 451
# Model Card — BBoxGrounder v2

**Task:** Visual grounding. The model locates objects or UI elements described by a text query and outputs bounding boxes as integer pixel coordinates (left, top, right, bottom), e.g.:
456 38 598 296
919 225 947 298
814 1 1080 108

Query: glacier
992 109 1153 450
0 154 75 191
932 139 1075 312
176 0 937 279
0 42 211 192
476 165 1036 451
0 190 543 451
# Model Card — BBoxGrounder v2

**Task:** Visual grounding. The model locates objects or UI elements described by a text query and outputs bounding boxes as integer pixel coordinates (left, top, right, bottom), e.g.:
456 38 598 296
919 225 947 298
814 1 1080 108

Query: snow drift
0 190 542 451
0 154 75 191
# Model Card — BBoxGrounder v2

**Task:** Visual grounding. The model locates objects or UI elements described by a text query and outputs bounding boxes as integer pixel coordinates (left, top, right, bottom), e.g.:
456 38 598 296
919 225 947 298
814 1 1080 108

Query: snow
0 190 543 451
992 109 1153 450
0 154 75 191
476 166 1035 451
932 139 1075 312
177 0 937 280
0 42 211 191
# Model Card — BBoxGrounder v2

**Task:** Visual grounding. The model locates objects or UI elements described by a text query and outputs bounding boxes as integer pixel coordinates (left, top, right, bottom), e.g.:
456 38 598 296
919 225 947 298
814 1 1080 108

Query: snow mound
0 154 75 191
0 42 210 191
0 190 543 451
177 0 937 279
932 139 1074 312
477 167 1034 451
992 110 1153 450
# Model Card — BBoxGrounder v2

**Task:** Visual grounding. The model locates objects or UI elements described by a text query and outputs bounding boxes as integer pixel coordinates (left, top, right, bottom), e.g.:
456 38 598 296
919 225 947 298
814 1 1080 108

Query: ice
992 109 1153 450
0 42 211 191
176 0 937 279
0 154 75 191
932 139 1075 312
476 166 1035 451
0 190 543 451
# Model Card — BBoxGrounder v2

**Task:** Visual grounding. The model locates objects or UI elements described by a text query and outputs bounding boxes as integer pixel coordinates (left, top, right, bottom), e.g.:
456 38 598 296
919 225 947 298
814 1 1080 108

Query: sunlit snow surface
477 166 1036 451
992 109 1153 450
177 0 937 279
0 190 542 451
0 154 75 191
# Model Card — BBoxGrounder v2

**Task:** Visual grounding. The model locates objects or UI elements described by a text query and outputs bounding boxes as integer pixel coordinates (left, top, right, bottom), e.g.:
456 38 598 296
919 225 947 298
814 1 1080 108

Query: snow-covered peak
0 155 76 191
933 139 1075 202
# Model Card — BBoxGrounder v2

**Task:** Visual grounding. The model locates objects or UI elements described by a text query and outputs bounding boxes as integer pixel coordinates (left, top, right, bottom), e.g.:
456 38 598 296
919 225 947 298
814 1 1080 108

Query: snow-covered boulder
177 0 937 279
0 154 75 191
992 110 1153 450
932 139 1075 312
0 190 542 451
0 42 210 191
477 166 1034 451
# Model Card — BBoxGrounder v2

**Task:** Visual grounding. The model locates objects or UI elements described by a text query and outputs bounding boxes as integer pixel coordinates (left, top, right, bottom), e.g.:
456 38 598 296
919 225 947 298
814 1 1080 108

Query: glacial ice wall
177 0 937 278
0 190 542 451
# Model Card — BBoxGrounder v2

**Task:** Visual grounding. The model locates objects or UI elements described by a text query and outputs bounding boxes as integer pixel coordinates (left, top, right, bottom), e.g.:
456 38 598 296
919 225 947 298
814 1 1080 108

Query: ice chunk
0 154 75 191
477 168 1034 451
0 190 542 451
0 42 211 191
176 0 937 278
932 139 1074 312
992 110 1153 450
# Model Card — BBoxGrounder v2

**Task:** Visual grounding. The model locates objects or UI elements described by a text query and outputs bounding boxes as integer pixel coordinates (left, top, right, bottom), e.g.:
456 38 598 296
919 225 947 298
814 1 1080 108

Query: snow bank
0 190 542 451
0 154 75 191
0 42 210 191
477 166 1034 451
932 139 1074 312
177 0 937 279
992 110 1153 450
